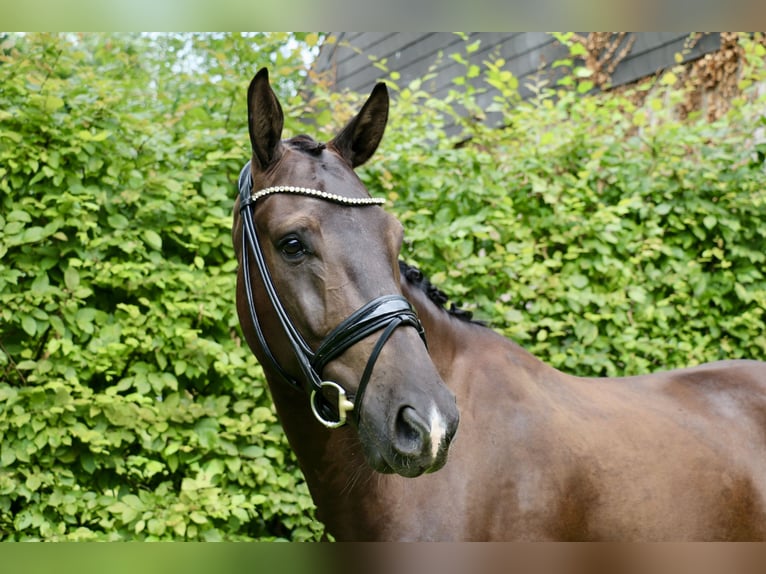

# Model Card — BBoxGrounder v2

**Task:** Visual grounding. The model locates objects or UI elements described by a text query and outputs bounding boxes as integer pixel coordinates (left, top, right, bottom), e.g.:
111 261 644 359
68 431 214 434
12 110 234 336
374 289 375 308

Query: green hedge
0 33 325 541
367 34 766 377
1 33 765 541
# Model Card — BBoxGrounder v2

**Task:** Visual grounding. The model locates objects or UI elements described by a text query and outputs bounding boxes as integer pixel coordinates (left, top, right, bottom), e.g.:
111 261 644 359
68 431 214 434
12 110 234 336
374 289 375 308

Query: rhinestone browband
250 185 386 206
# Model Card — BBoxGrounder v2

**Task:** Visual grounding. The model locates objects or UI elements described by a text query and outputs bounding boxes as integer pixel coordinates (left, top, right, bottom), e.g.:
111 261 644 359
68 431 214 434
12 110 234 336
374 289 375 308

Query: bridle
237 161 428 429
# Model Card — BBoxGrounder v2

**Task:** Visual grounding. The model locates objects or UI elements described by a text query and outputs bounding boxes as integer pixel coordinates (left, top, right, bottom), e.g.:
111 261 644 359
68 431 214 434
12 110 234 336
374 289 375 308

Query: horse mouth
370 449 450 478
362 429 453 478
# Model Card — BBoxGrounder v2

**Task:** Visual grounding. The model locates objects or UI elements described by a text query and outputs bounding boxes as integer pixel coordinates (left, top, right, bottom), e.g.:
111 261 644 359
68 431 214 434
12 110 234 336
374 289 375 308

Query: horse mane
398 261 483 325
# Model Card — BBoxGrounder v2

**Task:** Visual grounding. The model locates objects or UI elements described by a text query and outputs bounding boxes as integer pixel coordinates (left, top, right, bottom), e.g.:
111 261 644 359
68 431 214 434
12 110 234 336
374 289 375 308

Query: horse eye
279 236 307 259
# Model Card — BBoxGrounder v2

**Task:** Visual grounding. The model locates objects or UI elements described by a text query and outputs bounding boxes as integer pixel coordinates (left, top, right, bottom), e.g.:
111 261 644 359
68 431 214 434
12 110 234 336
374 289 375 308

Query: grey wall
315 32 722 102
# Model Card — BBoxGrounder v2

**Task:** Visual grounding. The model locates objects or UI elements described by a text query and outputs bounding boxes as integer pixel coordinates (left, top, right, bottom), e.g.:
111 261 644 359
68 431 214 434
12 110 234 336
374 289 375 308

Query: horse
232 67 766 541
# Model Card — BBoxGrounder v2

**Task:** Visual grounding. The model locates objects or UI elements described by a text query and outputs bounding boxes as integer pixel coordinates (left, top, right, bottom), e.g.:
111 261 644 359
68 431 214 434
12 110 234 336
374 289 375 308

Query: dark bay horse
232 68 766 541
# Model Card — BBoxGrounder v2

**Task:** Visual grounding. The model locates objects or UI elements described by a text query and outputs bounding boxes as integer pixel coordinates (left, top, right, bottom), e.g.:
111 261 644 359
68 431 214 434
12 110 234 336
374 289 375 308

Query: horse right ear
329 82 389 168
247 68 284 171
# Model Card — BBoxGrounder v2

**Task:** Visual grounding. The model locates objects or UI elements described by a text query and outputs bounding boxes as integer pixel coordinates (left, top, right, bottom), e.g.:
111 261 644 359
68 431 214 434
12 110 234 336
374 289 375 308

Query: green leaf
570 42 588 57
189 511 208 525
1 448 16 467
108 213 129 229
570 274 589 289
4 221 24 235
575 320 598 345
81 452 97 473
122 494 145 510
22 226 45 243
8 210 31 222
174 360 187 376
0 130 22 143
91 130 112 141
45 95 65 112
143 229 162 251
147 519 166 536
628 286 647 304
64 267 80 290
75 307 97 334
21 316 37 336
661 71 678 85
49 315 65 335
25 473 43 491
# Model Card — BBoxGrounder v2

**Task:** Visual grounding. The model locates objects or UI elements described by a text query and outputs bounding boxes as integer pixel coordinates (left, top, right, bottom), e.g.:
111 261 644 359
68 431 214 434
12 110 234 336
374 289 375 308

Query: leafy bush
2 32 765 541
0 33 324 541
366 33 766 377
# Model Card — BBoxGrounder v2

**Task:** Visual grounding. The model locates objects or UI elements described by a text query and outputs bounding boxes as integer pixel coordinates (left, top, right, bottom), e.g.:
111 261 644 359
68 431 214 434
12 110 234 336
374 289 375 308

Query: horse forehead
277 145 362 193
261 143 392 240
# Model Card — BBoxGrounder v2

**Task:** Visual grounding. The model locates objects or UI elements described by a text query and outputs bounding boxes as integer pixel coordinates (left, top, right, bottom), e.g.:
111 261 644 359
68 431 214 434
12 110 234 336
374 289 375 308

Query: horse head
233 68 459 478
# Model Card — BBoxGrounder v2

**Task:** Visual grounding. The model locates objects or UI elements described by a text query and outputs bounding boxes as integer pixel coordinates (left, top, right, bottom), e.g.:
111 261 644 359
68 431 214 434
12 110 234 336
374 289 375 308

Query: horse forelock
286 134 326 156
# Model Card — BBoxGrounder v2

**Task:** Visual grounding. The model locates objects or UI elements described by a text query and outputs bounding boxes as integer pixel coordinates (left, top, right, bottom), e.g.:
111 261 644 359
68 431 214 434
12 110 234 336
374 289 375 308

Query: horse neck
399 279 477 378
262 366 373 523
400 278 566 400
265 278 568 538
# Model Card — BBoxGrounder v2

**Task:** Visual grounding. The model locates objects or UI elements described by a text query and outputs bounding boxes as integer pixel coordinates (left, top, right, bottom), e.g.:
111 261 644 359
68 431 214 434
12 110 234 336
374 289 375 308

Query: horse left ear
330 82 389 168
248 67 284 171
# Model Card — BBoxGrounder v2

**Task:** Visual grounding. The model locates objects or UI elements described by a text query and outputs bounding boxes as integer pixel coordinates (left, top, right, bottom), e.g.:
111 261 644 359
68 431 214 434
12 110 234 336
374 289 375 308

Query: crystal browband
248 185 386 207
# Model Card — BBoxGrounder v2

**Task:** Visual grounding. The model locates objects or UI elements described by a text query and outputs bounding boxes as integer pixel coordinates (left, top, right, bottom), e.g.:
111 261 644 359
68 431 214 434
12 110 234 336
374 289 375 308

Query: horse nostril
394 406 429 456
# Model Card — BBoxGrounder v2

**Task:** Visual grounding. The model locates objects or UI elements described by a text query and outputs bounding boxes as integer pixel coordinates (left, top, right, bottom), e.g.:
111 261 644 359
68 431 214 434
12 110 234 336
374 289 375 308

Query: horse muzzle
361 388 460 478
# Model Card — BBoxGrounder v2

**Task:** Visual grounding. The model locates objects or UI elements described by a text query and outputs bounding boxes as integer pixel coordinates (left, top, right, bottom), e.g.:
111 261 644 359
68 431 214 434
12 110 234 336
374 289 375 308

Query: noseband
238 161 427 429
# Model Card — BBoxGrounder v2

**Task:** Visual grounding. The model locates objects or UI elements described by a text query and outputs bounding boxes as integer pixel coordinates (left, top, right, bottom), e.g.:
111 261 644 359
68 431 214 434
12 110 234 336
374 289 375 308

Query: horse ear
247 67 284 171
330 82 389 168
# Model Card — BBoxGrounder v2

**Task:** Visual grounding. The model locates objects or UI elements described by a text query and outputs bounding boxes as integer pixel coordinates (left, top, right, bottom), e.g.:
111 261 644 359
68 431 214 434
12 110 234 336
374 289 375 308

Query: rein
237 161 428 429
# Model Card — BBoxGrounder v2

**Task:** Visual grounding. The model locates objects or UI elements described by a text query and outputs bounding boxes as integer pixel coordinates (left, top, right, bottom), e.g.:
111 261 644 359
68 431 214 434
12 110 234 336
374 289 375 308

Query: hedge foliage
1 33 765 541
368 33 766 376
0 33 326 541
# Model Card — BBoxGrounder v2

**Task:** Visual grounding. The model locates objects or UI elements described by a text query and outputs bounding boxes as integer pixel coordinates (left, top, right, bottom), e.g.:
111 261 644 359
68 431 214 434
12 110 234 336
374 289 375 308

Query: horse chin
362 441 446 478
385 453 446 478
368 455 427 478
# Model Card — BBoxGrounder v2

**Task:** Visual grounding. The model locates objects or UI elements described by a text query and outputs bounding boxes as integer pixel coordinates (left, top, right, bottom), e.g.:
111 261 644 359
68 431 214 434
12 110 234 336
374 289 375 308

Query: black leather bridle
237 161 428 428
